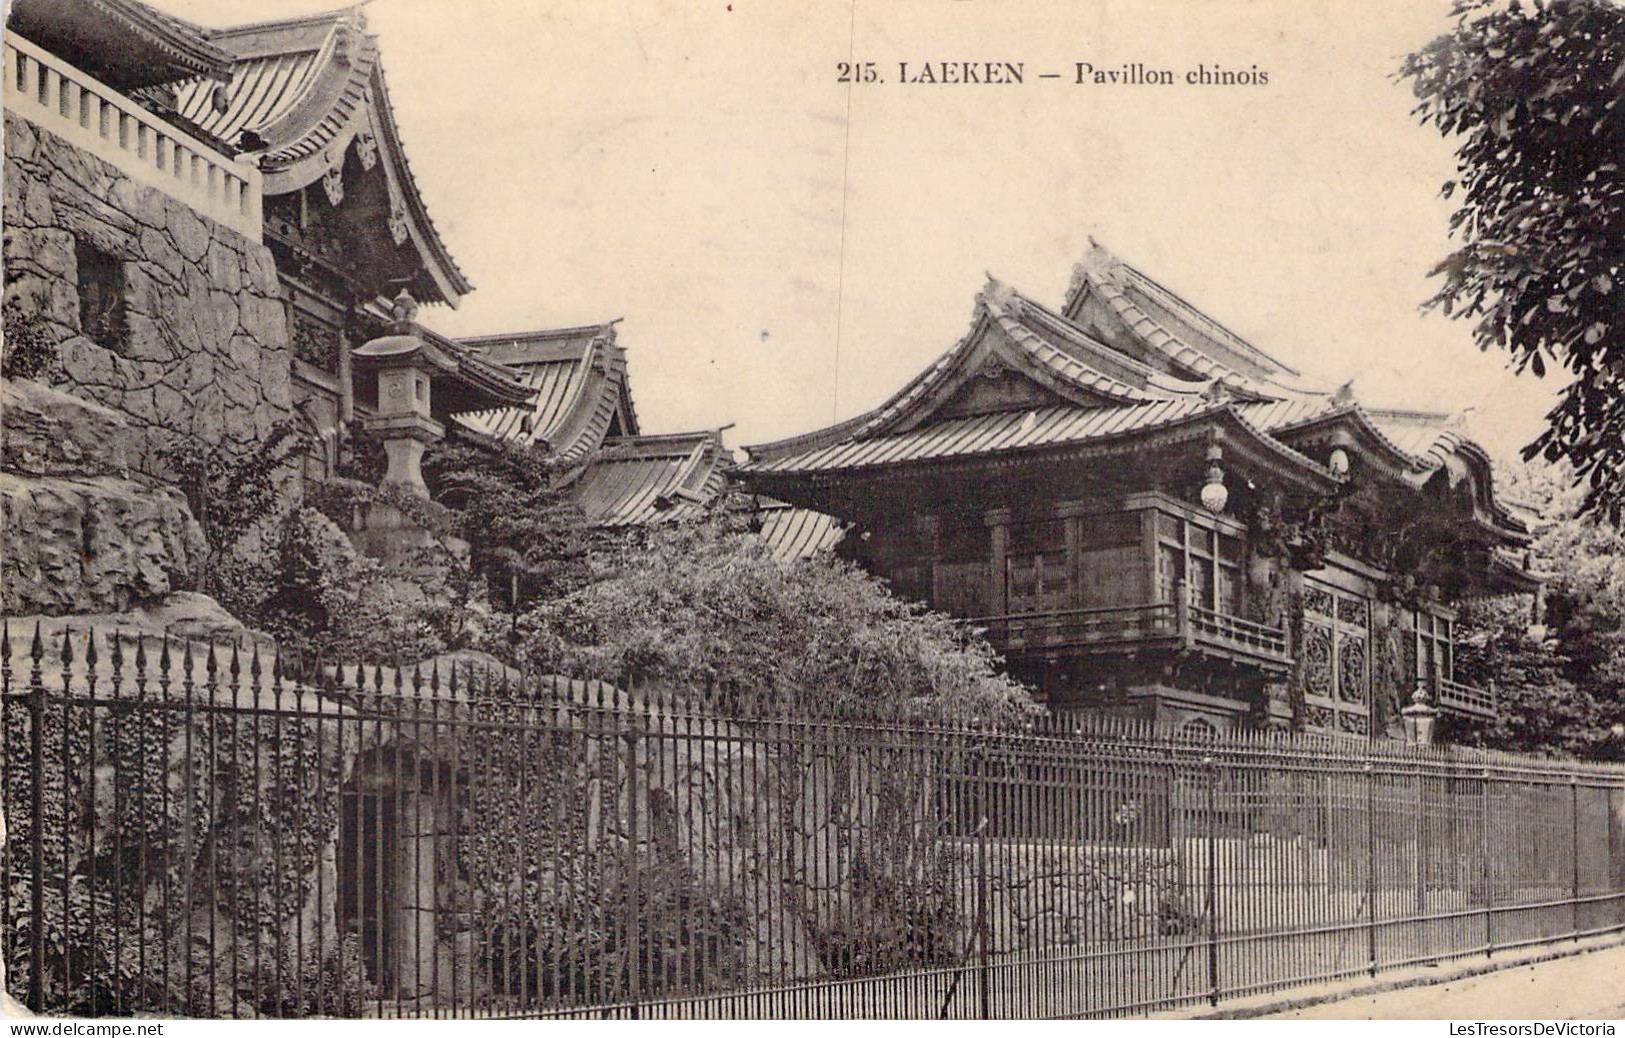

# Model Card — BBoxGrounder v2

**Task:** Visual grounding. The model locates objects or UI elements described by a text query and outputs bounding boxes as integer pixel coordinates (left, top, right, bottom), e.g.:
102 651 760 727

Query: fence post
1205 754 1219 1007
976 810 990 1021
0 623 18 1017
1413 771 1425 915
623 728 641 1019
1481 768 1492 958
27 625 44 1014
1366 762 1377 978
1571 776 1581 940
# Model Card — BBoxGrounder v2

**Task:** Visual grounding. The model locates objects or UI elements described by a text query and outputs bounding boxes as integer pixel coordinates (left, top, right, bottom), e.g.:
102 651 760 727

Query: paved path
1262 944 1625 1020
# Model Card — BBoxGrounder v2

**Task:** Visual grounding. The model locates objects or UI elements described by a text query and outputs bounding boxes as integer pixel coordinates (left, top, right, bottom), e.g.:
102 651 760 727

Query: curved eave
10 0 235 87
448 357 537 410
1268 406 1423 481
744 404 1341 497
1272 406 1532 542
363 61 473 300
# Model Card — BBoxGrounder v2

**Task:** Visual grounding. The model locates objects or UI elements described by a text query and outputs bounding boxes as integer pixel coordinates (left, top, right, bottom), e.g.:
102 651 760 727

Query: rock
127 591 249 642
0 473 205 616
1 377 137 477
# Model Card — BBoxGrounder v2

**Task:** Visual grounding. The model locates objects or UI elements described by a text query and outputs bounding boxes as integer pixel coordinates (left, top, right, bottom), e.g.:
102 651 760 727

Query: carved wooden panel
1302 578 1371 732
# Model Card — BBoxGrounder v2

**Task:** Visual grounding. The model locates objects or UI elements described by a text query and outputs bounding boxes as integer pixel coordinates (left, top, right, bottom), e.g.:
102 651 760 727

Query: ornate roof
754 500 846 562
746 399 1341 496
452 324 638 465
8 0 234 89
171 6 471 304
746 277 1215 464
743 244 1530 542
568 432 732 528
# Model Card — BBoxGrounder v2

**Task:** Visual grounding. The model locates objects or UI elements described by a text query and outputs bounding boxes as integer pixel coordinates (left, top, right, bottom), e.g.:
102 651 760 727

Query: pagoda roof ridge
198 4 361 38
458 321 622 350
748 274 1203 463
1067 237 1308 390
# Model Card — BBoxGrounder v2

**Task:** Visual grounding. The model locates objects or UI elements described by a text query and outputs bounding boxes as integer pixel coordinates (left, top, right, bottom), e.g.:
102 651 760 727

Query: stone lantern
346 290 534 561
352 291 450 498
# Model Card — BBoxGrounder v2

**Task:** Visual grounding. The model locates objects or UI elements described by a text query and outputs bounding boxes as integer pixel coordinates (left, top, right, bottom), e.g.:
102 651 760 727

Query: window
75 240 126 352
1006 518 1066 614
1413 609 1454 685
1153 509 1244 615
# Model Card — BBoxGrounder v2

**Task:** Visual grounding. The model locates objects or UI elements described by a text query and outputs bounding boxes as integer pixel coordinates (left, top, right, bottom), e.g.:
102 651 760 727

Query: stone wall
3 112 293 475
1 378 206 614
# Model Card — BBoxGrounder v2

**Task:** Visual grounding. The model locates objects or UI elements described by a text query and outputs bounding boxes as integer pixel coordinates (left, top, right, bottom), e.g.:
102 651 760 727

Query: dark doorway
340 792 398 986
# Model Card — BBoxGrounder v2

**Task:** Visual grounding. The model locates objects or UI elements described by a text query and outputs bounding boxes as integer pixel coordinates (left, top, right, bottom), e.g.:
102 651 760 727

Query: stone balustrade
4 31 262 241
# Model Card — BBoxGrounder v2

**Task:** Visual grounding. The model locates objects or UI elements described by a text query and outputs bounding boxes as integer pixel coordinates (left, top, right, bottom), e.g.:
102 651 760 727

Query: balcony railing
1432 673 1497 720
4 31 262 240
967 585 1292 672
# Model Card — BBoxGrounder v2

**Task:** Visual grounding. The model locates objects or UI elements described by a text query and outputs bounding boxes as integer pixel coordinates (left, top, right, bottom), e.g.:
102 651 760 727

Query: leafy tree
1452 595 1612 756
421 434 595 610
1401 0 1625 521
518 518 1040 724
1453 457 1625 757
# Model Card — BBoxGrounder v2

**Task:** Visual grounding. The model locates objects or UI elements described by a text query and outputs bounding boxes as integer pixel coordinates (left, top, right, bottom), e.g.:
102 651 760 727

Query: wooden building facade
742 243 1540 738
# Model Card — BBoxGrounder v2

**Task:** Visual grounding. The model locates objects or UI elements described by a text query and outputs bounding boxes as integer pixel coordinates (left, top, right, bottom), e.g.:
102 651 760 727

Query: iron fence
3 621 1624 1019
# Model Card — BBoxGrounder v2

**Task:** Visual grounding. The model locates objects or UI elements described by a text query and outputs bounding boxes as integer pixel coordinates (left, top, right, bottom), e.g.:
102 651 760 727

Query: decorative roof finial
1331 379 1357 407
977 273 1017 314
1200 379 1233 407
391 288 419 325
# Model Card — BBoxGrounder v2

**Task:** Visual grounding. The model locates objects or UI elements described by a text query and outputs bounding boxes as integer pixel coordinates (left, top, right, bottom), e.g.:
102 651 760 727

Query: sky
160 0 1562 463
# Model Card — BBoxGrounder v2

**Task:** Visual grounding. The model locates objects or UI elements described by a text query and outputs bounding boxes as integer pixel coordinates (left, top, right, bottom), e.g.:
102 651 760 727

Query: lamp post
1402 685 1440 747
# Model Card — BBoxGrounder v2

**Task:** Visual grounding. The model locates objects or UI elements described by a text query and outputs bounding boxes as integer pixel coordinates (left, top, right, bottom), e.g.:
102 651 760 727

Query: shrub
520 519 1039 724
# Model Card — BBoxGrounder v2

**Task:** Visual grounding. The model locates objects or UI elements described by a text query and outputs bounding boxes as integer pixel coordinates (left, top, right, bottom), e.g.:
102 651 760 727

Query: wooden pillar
986 508 1011 616
1059 502 1084 609
915 514 941 608
1139 507 1161 603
